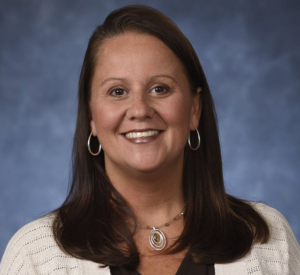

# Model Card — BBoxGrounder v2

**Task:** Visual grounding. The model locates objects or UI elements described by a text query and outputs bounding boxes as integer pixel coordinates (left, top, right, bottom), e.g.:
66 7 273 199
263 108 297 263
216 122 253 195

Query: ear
190 87 202 130
90 119 97 136
89 105 98 136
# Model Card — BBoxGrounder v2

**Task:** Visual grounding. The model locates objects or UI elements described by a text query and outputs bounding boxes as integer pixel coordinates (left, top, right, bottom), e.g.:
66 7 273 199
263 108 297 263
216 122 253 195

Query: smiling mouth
125 130 160 139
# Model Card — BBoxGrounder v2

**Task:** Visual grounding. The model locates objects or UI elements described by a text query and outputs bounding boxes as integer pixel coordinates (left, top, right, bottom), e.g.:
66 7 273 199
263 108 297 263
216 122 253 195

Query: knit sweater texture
0 203 299 274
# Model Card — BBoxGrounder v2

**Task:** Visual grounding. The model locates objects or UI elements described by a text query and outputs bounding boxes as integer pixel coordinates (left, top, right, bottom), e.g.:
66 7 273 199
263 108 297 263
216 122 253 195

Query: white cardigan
0 203 299 275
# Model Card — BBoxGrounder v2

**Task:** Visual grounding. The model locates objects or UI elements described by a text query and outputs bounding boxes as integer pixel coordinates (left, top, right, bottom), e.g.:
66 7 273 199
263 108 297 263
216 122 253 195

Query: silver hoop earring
188 129 200 151
87 133 101 156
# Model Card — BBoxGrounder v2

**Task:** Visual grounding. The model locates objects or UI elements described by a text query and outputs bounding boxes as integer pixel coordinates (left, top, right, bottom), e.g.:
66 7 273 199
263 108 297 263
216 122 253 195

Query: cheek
164 97 192 128
91 103 123 137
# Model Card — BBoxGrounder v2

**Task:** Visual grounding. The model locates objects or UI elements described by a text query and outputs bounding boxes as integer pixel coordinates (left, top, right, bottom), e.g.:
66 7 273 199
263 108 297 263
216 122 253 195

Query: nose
126 94 155 120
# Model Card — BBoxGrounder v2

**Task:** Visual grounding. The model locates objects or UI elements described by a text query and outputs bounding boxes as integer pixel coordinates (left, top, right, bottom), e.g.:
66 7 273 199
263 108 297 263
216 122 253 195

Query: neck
105 157 185 226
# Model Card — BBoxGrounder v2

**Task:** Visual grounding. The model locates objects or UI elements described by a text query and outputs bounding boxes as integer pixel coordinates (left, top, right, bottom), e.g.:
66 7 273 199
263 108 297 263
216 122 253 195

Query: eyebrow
99 74 177 87
151 74 177 83
99 77 126 87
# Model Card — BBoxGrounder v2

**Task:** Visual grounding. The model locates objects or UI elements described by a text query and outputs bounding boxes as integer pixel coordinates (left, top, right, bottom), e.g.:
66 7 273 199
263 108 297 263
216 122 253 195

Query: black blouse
110 253 215 275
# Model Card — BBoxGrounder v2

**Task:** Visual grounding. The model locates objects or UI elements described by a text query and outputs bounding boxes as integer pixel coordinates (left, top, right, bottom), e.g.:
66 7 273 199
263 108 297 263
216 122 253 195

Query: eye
150 86 168 94
110 88 127 97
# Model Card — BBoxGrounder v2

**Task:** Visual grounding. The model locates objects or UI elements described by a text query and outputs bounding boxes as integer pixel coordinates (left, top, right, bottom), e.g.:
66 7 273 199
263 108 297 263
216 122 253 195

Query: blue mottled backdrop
0 0 299 258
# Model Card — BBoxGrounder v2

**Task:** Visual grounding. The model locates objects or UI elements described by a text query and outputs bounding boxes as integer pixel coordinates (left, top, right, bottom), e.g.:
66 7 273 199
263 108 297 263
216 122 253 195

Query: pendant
149 227 166 250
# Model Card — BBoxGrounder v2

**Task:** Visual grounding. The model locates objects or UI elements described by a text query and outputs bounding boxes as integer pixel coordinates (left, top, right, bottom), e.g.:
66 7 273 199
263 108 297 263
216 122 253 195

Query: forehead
93 32 186 78
98 32 173 59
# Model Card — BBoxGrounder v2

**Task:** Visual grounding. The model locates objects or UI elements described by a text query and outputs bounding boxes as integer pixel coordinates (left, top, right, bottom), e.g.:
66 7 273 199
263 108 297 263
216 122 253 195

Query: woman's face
89 32 201 176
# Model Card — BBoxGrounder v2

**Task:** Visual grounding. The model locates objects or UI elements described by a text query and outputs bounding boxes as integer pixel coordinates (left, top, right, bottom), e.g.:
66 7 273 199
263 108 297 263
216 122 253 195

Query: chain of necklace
127 204 186 251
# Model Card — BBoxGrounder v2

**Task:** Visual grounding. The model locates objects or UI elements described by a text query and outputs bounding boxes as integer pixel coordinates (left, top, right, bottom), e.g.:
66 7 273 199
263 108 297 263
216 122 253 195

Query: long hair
53 5 269 267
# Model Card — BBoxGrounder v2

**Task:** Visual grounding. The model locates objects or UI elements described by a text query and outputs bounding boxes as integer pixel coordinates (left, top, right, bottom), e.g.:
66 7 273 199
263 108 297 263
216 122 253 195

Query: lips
125 130 160 139
121 129 163 141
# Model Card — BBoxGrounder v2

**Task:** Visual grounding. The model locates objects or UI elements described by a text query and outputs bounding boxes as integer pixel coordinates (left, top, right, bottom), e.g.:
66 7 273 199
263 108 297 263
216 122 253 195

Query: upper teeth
125 130 159 139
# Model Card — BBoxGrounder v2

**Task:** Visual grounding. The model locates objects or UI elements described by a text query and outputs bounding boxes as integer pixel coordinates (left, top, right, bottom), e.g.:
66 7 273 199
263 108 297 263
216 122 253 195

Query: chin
124 159 164 174
129 164 162 174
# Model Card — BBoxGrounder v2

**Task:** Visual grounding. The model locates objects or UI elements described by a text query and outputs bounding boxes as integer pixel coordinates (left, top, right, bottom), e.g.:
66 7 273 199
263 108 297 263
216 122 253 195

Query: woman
0 5 299 275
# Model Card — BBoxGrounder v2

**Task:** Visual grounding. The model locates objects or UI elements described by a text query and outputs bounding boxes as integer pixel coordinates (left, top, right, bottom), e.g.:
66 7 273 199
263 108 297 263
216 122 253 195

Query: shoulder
0 214 67 274
0 214 109 274
251 202 300 253
4 214 55 246
0 214 55 260
251 202 293 229
215 203 300 275
1 214 57 257
249 203 300 273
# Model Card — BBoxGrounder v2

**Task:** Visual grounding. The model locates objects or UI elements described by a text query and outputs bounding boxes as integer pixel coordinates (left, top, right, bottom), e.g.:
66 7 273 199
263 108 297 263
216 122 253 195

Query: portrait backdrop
0 0 299 258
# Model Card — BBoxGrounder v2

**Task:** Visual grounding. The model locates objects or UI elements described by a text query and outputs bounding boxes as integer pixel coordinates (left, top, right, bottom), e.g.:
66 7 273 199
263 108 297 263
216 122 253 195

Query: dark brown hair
53 5 269 268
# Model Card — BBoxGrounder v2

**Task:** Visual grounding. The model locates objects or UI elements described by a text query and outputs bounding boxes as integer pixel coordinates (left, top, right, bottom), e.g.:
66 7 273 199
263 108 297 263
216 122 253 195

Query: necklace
127 205 186 251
